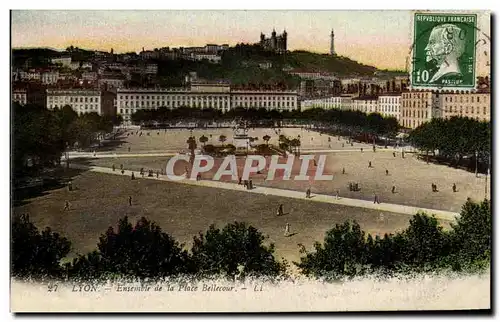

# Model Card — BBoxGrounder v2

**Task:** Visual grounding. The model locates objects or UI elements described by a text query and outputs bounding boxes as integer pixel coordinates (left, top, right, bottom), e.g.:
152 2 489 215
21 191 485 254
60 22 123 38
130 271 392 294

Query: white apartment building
13 88 27 105
41 71 59 85
116 83 298 124
82 71 98 82
46 89 102 115
98 77 125 89
190 53 221 63
145 64 158 75
300 96 343 110
20 70 41 81
377 95 401 120
352 97 378 113
437 91 490 122
51 57 72 68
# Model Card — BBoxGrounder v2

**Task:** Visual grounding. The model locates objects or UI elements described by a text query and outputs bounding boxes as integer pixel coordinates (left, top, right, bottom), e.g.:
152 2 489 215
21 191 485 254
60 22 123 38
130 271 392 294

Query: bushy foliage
11 214 71 280
13 103 117 176
190 222 288 279
69 216 192 281
408 117 490 169
296 200 491 279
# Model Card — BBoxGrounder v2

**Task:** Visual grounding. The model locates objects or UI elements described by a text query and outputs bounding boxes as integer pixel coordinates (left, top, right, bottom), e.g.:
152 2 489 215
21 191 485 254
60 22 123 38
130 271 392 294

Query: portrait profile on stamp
412 13 477 88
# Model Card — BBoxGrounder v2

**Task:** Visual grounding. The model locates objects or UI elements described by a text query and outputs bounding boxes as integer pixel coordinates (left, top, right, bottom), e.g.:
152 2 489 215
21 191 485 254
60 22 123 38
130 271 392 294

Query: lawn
13 171 452 265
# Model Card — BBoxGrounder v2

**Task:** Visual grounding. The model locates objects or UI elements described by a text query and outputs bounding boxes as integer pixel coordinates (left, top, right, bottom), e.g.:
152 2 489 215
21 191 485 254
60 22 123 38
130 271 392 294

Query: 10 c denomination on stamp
411 13 477 89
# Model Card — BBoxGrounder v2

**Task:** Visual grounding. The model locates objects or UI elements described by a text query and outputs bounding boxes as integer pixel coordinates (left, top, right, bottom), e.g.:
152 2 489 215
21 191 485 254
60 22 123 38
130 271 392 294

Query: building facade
352 97 378 113
300 96 343 110
116 83 298 124
377 95 401 120
41 71 59 85
437 91 490 122
46 89 102 115
400 91 437 129
12 88 27 105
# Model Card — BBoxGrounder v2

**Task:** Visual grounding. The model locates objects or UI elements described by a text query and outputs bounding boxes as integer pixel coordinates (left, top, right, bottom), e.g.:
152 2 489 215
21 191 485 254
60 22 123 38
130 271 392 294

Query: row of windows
380 106 399 113
118 94 295 101
48 96 100 103
443 106 488 114
402 101 430 108
379 98 399 104
402 119 425 128
402 110 429 119
444 96 488 103
49 104 99 111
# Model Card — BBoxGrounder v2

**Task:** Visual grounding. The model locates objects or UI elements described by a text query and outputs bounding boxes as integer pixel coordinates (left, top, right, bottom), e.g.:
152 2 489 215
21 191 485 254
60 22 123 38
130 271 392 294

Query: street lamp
475 150 478 178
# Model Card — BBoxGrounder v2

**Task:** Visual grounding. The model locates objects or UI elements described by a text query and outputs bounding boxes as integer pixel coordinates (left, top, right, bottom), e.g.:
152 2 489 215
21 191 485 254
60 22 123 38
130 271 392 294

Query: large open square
14 170 454 266
83 127 489 213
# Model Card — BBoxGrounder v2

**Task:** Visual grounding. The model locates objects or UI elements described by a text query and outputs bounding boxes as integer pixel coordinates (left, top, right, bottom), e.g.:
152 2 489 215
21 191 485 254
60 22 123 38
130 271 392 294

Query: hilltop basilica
259 29 287 54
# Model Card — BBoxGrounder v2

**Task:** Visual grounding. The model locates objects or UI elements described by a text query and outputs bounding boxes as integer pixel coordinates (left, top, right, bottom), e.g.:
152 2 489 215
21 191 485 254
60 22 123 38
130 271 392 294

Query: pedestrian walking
368 161 372 168
306 188 311 198
128 147 131 152
128 196 132 206
349 182 353 191
392 185 396 194
361 147 363 152
284 223 290 237
374 194 380 204
277 204 284 216
351 143 354 147
335 190 340 200
238 176 242 185
120 164 124 170
402 151 405 158
63 201 70 211
342 143 345 148
121 169 125 175
452 183 457 192
196 173 202 181
67 180 73 192
385 169 389 176
112 164 115 171
393 152 396 157
131 172 135 180
156 171 159 178
373 146 376 152
342 167 345 174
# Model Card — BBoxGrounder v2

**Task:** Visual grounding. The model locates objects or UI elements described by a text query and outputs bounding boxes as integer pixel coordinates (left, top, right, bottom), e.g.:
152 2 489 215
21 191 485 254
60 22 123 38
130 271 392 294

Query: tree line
408 117 491 171
131 107 400 138
13 103 121 177
12 199 490 282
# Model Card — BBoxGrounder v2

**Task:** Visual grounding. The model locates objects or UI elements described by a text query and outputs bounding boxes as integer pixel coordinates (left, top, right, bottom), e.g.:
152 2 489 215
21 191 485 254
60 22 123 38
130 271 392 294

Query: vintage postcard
10 10 491 313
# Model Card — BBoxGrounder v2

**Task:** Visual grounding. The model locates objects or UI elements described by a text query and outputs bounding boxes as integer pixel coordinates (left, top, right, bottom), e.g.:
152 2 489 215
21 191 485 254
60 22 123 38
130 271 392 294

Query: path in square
69 162 460 221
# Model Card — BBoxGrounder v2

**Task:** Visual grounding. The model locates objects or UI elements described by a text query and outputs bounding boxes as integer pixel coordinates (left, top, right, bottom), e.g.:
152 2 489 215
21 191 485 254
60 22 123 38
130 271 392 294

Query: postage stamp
411 13 477 88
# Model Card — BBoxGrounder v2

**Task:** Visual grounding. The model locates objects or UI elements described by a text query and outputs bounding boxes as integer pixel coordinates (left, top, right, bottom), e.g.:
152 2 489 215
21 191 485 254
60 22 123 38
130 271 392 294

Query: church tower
330 29 335 56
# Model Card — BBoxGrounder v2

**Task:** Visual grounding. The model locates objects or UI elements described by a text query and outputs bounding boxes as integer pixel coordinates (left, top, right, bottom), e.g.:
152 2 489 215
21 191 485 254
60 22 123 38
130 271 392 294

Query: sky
11 10 491 71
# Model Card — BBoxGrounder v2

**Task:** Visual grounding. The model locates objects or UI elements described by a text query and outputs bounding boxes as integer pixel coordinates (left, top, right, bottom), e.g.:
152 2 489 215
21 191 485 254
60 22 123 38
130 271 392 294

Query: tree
263 135 271 146
399 213 450 271
190 222 287 279
295 221 369 279
12 213 71 279
69 216 192 280
199 135 209 147
447 199 491 270
219 134 227 145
